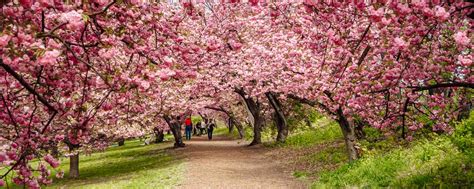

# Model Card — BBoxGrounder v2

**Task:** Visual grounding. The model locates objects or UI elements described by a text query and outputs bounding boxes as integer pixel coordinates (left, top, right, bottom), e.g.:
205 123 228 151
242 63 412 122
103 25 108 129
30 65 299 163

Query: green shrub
451 111 474 153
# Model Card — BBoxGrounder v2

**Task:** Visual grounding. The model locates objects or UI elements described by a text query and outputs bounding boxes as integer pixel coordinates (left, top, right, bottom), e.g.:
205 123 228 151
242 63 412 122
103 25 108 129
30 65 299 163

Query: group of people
184 117 216 141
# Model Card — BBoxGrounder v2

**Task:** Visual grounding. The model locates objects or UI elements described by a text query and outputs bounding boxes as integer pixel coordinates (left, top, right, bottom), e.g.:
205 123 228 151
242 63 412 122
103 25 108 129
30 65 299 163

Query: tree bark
228 118 234 133
266 92 288 143
234 119 245 139
163 115 185 147
154 129 164 143
305 118 312 128
288 93 360 161
236 88 262 146
117 137 125 146
250 115 263 146
354 119 366 140
69 153 79 178
336 108 360 162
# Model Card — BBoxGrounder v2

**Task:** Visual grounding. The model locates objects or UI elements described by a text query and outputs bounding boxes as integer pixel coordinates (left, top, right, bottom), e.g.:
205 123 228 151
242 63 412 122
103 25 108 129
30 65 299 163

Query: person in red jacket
184 117 193 140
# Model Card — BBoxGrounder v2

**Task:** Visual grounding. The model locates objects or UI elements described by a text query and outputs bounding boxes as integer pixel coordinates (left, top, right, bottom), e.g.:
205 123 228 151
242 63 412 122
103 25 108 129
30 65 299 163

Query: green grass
264 112 474 188
46 139 184 189
48 139 183 189
212 126 230 136
314 137 473 188
264 117 342 148
0 139 184 188
213 126 242 139
283 118 341 148
312 112 474 188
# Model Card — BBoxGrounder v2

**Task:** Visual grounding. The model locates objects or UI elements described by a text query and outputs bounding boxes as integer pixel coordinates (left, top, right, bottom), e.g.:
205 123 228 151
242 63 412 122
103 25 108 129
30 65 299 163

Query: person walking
207 120 216 140
185 117 193 140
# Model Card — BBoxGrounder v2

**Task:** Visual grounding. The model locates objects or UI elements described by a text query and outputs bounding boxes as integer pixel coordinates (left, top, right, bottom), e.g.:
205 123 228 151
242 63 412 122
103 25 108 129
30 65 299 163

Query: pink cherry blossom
38 50 61 66
140 80 150 90
393 37 407 50
0 152 7 163
453 31 470 46
434 6 449 21
27 180 40 189
44 154 60 168
38 0 53 7
19 0 33 8
369 7 384 22
0 35 10 48
458 55 472 67
94 0 109 6
0 2 471 187
59 11 84 31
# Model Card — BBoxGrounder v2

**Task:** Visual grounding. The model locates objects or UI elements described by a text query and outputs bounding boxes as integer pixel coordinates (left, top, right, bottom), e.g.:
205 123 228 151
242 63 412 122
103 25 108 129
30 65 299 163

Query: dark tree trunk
250 115 263 146
336 108 360 162
266 92 289 143
155 130 164 143
354 119 366 140
117 137 125 146
69 153 79 178
236 88 262 146
305 118 312 128
64 138 80 178
164 115 185 148
233 119 245 139
288 92 361 162
228 118 234 133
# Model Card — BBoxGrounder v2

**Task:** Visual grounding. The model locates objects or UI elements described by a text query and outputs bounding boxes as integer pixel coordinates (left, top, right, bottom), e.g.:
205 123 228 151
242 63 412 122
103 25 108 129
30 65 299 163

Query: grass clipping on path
48 140 184 189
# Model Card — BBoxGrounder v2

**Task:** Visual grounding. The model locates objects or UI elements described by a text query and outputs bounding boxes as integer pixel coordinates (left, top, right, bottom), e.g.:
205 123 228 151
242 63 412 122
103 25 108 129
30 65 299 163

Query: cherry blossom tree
0 0 472 187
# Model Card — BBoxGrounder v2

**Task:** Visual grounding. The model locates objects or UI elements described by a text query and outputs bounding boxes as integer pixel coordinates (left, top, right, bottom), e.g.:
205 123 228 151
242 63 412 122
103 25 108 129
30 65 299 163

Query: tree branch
0 59 57 113
408 82 474 91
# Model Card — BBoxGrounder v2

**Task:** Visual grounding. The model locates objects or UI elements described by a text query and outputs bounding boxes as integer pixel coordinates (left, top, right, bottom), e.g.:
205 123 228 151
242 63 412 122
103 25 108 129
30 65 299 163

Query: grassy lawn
0 137 182 189
45 139 184 189
263 114 474 188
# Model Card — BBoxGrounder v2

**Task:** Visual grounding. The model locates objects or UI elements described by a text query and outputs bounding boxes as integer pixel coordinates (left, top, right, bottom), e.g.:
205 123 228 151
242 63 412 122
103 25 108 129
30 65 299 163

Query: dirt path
174 135 306 189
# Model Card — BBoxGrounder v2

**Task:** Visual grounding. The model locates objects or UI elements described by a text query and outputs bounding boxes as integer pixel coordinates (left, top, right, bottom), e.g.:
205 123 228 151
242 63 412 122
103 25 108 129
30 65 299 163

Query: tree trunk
69 153 79 178
250 115 263 146
248 104 263 145
164 115 185 147
234 119 245 139
228 118 234 133
336 109 360 162
237 89 263 146
117 137 125 146
354 119 366 140
266 92 288 143
155 130 164 143
305 118 312 128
